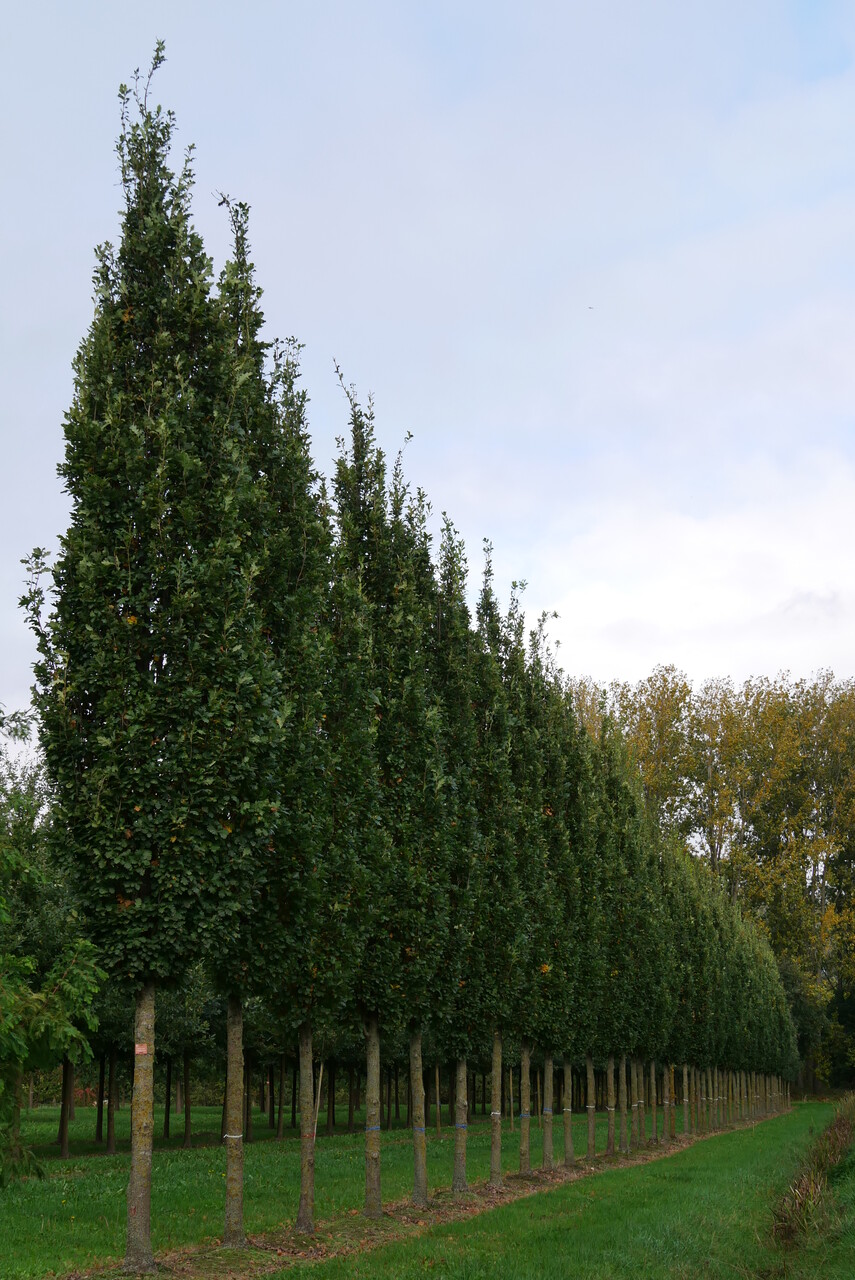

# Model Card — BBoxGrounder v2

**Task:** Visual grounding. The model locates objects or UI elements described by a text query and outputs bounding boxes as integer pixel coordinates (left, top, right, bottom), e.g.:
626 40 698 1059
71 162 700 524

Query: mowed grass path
281 1102 835 1280
0 1102 831 1278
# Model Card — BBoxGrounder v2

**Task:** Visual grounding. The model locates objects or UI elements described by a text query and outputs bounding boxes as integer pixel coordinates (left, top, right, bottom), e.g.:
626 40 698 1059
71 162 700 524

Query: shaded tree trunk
507 1065 514 1133
183 1049 192 1150
410 1031 428 1207
269 1063 276 1129
276 1054 285 1140
348 1065 355 1134
435 1063 442 1135
326 1062 336 1135
106 1048 118 1156
618 1055 628 1154
542 1053 554 1171
661 1061 670 1146
244 1059 254 1144
586 1054 596 1159
606 1056 616 1155
649 1060 658 1143
562 1057 574 1167
490 1031 503 1187
58 1057 72 1158
364 1013 382 1219
630 1058 640 1148
296 1022 315 1233
95 1052 106 1144
163 1053 172 1141
223 993 245 1250
125 980 156 1274
453 1057 468 1198
519 1043 531 1174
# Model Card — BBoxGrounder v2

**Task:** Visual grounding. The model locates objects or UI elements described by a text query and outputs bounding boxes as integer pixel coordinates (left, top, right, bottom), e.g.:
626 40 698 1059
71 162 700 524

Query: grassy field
0 1100 841 1279
280 1102 838 1280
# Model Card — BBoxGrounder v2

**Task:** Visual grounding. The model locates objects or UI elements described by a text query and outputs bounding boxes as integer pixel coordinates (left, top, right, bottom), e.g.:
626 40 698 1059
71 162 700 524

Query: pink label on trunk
135 1043 148 1055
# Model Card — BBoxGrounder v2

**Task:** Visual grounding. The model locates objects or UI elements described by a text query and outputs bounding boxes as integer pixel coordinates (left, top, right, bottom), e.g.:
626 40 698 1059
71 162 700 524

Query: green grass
3 1103 621 1278
279 1103 835 1280
0 1102 829 1279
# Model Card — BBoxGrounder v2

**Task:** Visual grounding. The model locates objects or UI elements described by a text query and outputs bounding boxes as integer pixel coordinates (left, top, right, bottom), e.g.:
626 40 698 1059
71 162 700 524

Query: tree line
2 48 797 1273
571 665 855 1088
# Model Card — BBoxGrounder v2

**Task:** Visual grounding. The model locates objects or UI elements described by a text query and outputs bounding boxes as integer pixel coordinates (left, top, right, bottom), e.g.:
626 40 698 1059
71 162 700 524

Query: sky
3 0 855 717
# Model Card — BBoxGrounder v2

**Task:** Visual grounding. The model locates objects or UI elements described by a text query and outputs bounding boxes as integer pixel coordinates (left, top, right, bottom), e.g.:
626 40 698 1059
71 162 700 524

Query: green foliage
0 734 103 1184
22 54 288 990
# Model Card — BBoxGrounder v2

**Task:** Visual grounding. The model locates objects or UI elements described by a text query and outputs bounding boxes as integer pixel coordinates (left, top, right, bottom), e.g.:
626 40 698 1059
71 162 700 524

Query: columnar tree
23 50 284 1270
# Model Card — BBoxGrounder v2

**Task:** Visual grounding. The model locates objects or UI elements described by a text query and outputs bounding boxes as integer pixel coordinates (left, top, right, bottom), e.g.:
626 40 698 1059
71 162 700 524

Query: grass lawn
0 1100 834 1279
281 1102 834 1280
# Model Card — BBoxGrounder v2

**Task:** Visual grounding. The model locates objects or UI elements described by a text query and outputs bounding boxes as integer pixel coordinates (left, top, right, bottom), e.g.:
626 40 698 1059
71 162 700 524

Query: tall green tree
23 48 285 1270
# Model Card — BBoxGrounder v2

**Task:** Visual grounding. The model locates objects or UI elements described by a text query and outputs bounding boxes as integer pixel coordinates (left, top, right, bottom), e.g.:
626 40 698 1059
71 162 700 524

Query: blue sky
3 1 855 716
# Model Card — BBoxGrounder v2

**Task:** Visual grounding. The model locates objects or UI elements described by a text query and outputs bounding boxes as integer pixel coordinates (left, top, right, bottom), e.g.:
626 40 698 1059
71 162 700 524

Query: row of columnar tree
23 51 797 1272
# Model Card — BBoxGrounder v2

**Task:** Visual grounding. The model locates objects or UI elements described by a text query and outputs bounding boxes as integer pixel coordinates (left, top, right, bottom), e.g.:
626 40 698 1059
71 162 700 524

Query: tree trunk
410 1031 428 1207
276 1054 285 1140
435 1063 442 1135
562 1057 574 1166
394 1063 400 1122
268 1063 276 1129
183 1049 192 1149
638 1060 646 1142
649 1060 658 1143
291 1060 298 1129
661 1061 670 1146
536 1067 542 1130
682 1064 689 1136
93 1052 105 1144
326 1062 336 1135
519 1043 531 1174
665 1059 675 1141
707 1067 714 1130
508 1065 514 1133
542 1053 554 1171
630 1058 639 1148
296 1022 315 1233
606 1056 616 1155
384 1067 392 1131
176 1065 183 1116
453 1057 468 1198
125 980 156 1274
364 1012 382 1219
223 993 245 1250
106 1048 118 1155
586 1054 596 1159
244 1059 254 1144
618 1055 628 1153
490 1031 503 1186
163 1053 172 1141
58 1057 72 1157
